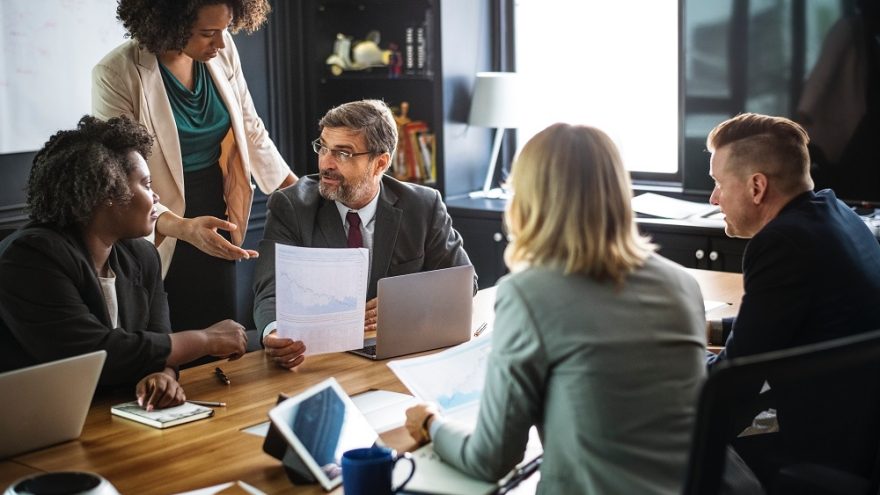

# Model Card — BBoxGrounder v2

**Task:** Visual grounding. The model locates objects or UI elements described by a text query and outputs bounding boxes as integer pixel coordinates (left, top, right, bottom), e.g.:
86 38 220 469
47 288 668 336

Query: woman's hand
136 369 185 411
182 216 259 260
405 403 441 445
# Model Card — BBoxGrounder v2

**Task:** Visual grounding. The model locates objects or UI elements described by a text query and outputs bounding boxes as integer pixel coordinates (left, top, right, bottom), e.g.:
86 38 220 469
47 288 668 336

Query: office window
514 1 679 176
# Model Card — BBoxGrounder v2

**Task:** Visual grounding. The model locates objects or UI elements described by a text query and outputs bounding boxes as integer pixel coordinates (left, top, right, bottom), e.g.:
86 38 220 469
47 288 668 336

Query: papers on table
172 480 265 495
350 389 418 433
632 192 720 220
274 245 369 355
238 389 416 438
397 443 497 494
704 300 731 313
387 333 493 420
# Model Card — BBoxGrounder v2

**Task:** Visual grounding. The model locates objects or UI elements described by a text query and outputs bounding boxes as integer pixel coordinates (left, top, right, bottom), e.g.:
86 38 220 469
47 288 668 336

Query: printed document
632 192 720 219
389 335 544 494
275 245 369 355
387 334 493 422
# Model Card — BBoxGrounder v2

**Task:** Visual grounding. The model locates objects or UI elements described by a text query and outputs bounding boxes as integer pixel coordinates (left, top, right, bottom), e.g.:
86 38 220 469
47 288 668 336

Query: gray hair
319 99 398 158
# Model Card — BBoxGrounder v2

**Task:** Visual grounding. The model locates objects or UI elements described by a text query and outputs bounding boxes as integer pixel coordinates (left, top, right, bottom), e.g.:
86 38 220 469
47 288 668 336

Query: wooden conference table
0 269 742 494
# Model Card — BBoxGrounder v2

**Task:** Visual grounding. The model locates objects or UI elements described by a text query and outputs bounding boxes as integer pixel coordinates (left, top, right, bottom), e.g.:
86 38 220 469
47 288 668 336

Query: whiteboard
0 0 127 154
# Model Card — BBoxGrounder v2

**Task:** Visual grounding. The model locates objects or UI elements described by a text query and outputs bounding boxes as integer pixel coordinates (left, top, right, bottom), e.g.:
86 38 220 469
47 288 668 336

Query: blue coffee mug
341 447 415 495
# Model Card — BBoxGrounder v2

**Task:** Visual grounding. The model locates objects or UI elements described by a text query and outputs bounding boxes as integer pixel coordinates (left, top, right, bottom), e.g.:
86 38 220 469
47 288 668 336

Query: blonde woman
405 123 707 494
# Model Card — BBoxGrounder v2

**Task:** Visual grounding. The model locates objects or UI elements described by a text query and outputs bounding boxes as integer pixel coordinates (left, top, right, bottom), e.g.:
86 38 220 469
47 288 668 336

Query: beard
318 167 376 207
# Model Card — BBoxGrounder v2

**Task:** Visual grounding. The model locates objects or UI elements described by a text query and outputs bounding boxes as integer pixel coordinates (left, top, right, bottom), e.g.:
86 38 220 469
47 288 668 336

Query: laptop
0 350 106 458
350 265 475 360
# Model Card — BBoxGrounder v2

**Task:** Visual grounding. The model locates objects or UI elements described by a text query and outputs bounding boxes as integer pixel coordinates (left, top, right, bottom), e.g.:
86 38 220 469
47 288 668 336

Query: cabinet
446 199 749 290
277 0 494 197
638 219 748 273
446 196 508 288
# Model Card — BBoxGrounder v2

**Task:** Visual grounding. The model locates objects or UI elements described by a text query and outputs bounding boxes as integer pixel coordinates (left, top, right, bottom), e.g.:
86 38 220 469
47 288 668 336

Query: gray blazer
433 254 707 494
252 175 474 332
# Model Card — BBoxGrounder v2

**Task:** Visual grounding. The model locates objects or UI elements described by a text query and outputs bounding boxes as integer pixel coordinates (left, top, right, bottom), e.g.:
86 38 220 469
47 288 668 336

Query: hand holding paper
275 245 370 355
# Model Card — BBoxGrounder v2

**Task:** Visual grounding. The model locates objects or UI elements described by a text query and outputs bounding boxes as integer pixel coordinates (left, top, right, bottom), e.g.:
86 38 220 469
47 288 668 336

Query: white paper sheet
274 245 369 355
632 192 720 219
387 334 493 417
704 300 731 313
350 389 418 433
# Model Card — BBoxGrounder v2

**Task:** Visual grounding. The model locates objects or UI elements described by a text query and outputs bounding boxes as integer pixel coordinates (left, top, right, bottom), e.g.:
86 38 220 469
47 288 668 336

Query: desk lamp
468 72 520 198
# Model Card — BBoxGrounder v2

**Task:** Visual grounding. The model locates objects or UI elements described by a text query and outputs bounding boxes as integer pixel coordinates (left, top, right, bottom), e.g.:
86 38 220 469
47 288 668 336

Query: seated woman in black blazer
0 115 247 410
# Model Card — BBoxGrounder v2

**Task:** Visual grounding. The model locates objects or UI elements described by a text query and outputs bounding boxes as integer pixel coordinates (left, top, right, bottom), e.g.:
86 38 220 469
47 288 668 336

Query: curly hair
27 115 153 228
116 0 271 54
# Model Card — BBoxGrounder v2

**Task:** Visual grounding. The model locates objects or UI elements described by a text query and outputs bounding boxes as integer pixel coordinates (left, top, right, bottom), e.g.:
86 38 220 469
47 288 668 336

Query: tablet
267 377 380 491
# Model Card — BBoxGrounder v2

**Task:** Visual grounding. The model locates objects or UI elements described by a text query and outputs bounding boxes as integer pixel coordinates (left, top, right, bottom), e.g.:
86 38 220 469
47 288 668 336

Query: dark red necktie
346 211 363 248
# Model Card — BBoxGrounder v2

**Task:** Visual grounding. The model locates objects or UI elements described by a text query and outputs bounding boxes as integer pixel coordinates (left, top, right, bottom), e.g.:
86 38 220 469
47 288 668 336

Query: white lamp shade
468 72 521 129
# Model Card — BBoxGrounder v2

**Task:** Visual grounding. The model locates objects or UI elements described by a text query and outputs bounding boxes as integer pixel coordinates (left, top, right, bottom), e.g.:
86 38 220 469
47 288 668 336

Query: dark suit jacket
0 224 172 386
709 190 880 474
252 175 475 333
710 190 880 362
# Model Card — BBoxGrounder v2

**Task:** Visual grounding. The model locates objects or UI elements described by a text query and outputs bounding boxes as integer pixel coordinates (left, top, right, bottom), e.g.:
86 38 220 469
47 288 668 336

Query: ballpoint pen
496 455 542 494
474 322 488 337
188 400 227 407
214 367 231 385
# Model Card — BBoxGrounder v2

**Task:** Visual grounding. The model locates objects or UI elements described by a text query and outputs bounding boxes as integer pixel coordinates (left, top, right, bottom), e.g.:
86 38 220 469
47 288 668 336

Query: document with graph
275 244 369 355
386 334 492 422
388 335 544 494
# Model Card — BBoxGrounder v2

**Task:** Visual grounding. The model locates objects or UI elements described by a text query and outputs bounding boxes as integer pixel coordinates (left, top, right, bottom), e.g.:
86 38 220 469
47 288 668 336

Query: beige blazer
92 32 290 276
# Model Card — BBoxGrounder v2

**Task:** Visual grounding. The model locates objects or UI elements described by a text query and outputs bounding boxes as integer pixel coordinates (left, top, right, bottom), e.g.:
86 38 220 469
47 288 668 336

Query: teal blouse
159 61 231 172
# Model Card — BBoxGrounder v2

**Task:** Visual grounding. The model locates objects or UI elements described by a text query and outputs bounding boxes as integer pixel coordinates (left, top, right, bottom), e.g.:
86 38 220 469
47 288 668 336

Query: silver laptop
350 265 475 360
0 350 106 458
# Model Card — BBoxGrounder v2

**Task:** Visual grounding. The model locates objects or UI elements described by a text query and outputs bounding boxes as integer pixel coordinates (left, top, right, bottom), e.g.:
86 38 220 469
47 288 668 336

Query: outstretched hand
183 216 259 261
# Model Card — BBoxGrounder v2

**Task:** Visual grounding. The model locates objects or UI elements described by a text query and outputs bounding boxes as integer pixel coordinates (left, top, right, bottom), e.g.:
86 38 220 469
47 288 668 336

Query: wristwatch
420 413 434 442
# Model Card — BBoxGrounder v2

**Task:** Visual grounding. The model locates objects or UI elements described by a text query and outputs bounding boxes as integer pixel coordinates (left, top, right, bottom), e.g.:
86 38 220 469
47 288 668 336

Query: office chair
682 329 880 495
0 228 17 242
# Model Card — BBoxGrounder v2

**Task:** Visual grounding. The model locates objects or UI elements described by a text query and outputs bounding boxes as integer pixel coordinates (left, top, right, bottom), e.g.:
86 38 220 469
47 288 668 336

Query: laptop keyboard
359 344 377 356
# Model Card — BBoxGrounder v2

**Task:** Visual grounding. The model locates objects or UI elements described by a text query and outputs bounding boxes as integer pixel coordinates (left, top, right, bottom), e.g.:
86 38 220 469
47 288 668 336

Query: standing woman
405 124 708 494
92 0 297 333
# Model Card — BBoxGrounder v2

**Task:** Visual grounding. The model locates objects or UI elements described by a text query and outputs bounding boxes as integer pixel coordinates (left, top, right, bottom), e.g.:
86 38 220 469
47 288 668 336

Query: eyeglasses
311 139 377 163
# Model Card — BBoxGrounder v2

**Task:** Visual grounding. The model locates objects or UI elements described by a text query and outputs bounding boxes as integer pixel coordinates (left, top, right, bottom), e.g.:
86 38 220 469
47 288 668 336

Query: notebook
0 350 106 458
349 265 475 360
111 401 214 429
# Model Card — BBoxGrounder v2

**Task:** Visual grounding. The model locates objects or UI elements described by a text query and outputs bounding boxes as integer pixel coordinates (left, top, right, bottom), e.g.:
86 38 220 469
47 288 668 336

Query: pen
214 367 231 385
474 322 488 337
188 400 227 407
497 455 542 494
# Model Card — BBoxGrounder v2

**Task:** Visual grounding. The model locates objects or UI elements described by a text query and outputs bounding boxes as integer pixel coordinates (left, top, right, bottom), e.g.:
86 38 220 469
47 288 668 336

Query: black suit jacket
252 175 475 333
0 224 172 385
710 190 880 362
709 190 880 473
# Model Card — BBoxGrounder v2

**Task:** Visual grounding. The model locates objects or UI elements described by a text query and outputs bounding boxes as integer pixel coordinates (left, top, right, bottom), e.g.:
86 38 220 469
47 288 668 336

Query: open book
111 401 213 429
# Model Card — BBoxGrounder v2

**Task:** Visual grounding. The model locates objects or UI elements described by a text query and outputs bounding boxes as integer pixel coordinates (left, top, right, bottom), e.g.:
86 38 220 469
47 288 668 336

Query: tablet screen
270 378 379 489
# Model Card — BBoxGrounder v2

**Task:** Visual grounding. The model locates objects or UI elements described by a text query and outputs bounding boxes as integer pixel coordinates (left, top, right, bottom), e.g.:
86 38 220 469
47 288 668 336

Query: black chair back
682 329 880 495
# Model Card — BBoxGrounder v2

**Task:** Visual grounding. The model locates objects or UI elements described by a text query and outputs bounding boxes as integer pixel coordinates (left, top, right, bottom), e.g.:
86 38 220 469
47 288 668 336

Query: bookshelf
273 0 495 197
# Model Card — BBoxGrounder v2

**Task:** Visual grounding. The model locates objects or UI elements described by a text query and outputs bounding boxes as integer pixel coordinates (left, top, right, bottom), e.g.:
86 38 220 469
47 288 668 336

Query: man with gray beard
252 100 474 369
